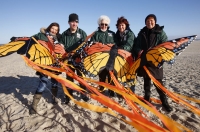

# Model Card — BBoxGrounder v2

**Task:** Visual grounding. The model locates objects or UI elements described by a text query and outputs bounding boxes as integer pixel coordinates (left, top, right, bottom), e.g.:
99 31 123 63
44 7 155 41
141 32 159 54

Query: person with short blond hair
90 15 116 97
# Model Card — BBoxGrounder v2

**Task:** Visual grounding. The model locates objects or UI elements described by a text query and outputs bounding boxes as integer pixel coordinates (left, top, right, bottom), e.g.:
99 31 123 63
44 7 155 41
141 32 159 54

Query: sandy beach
0 41 200 132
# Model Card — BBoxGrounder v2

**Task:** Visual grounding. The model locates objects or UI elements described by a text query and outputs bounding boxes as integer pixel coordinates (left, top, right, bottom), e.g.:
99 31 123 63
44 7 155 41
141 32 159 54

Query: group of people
29 13 172 115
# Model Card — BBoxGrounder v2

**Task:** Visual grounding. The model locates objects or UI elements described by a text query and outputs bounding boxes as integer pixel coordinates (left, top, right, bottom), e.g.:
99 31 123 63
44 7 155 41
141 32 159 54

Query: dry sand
0 41 200 132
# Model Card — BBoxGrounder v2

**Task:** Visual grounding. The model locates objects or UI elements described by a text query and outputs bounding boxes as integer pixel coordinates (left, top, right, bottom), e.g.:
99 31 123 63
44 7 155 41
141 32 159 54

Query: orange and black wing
82 42 134 84
82 42 113 76
0 37 55 65
127 35 197 81
26 39 55 65
0 37 30 57
146 35 197 68
114 49 134 84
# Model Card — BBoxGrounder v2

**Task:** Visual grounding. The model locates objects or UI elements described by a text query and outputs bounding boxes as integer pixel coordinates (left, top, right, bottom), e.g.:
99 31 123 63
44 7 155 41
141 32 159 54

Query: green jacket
90 28 115 44
115 28 135 52
32 28 61 42
133 24 167 58
32 32 48 41
60 28 87 52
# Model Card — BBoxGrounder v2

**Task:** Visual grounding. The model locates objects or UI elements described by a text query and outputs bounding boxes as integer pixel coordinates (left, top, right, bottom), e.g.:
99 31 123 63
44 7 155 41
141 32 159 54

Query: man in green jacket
60 13 89 104
132 14 172 112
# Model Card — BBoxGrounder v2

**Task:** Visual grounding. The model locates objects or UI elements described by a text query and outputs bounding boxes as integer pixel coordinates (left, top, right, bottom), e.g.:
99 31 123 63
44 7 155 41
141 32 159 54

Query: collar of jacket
40 27 46 34
97 27 110 31
116 26 132 37
140 24 164 34
40 27 58 37
66 27 79 35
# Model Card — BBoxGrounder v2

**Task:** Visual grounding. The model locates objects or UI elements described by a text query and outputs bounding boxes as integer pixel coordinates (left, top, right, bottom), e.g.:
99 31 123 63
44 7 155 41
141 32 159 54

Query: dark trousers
66 65 86 95
99 69 115 96
143 77 167 102
99 69 112 89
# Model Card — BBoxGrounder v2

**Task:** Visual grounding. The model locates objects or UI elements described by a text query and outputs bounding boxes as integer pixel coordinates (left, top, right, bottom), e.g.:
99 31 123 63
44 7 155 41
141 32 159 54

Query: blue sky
0 0 199 43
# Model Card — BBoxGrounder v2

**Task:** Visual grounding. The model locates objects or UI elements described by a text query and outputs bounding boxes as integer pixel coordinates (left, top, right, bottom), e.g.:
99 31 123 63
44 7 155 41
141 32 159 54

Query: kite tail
23 56 170 132
109 71 190 132
143 66 200 116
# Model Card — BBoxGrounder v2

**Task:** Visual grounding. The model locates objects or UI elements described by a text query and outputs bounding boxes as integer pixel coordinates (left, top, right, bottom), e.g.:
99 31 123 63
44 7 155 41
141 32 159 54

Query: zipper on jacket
142 32 148 50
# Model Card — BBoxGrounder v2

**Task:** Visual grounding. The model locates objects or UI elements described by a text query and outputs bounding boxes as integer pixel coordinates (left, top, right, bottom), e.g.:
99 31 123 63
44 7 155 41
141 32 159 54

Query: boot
29 92 42 115
130 85 135 93
144 91 151 102
160 96 172 112
81 93 89 102
108 90 115 97
63 95 70 104
143 77 151 102
155 79 172 112
62 88 73 105
116 93 123 101
51 87 58 104
99 86 105 91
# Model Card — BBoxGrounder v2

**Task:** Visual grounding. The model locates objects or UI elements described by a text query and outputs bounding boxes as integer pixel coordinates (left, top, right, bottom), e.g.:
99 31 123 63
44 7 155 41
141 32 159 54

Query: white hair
97 15 110 25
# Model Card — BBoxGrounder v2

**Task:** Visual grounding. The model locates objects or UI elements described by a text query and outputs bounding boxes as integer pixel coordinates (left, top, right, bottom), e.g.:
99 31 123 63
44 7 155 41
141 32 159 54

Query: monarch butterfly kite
1 34 200 132
126 35 197 81
76 42 135 87
0 37 66 65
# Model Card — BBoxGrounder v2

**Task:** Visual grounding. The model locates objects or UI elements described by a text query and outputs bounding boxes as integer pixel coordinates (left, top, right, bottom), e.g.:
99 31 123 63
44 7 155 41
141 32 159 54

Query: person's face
118 23 126 33
50 26 58 35
146 17 155 29
68 21 78 31
100 20 108 32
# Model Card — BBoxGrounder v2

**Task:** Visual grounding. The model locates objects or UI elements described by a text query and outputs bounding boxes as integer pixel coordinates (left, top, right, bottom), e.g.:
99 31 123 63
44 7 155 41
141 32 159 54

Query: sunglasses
100 23 108 26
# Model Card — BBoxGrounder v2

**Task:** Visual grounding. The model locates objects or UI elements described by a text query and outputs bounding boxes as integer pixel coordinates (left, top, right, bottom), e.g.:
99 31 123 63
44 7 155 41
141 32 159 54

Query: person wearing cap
132 14 172 112
90 15 116 97
60 13 89 104
115 16 136 94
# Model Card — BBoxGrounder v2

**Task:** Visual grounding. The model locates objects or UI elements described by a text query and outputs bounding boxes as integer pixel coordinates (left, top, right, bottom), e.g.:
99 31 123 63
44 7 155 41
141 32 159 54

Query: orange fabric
37 40 50 51
84 43 114 55
144 66 200 117
109 71 189 132
155 37 189 49
23 56 191 132
14 37 30 41
54 44 66 56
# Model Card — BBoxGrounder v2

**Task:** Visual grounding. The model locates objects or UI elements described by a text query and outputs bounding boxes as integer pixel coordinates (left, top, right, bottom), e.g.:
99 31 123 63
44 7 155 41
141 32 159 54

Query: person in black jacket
133 14 172 112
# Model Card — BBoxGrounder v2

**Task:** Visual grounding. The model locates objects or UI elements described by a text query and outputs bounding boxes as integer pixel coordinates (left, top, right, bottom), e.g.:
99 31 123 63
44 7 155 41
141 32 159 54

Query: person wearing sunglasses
90 15 116 97
60 13 89 104
115 16 136 94
90 15 115 44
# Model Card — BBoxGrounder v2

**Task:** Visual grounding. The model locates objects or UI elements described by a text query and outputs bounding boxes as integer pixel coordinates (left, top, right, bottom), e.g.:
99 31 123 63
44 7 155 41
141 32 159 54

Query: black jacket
134 24 168 79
